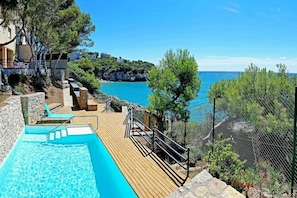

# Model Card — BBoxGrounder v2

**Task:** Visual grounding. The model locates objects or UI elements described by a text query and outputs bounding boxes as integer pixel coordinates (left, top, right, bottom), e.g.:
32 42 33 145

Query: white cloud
222 1 240 14
223 7 240 13
197 56 297 73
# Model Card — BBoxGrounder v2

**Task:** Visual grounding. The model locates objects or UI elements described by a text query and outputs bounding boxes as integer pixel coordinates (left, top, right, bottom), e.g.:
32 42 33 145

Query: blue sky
76 0 297 73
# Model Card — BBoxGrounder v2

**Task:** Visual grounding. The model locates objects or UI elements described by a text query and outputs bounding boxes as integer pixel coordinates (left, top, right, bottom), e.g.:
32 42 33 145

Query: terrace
53 85 244 197
0 84 244 197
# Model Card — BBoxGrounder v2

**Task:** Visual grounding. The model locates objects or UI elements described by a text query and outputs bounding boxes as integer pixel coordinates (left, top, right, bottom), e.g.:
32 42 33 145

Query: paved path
63 87 73 107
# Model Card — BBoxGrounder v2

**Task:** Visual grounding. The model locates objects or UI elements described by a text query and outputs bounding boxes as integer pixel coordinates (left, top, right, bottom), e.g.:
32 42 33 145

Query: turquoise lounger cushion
49 113 74 118
44 103 74 119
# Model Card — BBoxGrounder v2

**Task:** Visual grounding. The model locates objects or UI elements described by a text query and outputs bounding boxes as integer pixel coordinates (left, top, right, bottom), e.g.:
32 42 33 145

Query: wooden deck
59 104 185 198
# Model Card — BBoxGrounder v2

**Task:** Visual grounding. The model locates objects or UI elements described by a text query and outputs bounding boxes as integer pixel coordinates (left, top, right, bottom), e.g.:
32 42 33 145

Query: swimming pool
0 125 137 198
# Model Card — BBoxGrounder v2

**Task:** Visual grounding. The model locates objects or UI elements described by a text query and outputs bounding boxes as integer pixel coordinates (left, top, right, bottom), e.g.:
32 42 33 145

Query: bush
76 81 83 87
187 145 204 166
203 133 246 185
42 74 51 86
111 99 129 112
68 61 100 93
50 88 55 96
8 73 27 87
237 159 290 197
133 108 145 123
14 85 25 94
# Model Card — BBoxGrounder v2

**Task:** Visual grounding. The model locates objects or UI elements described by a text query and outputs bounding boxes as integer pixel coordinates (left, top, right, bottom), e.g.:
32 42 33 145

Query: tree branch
0 16 26 47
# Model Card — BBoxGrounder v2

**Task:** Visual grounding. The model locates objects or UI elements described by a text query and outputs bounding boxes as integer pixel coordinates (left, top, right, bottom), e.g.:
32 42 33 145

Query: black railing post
108 97 111 112
128 106 131 130
126 106 131 138
105 97 108 112
291 86 297 195
186 148 190 179
130 106 134 136
183 110 189 147
0 64 2 90
152 127 155 152
212 93 221 153
212 97 216 153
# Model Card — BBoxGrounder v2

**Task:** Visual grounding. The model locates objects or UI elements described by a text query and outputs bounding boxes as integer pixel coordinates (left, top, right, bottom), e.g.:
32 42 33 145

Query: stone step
49 132 55 140
61 129 67 137
55 130 61 139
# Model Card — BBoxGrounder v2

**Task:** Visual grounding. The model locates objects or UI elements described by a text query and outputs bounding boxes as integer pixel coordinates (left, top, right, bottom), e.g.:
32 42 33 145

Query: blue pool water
0 125 137 198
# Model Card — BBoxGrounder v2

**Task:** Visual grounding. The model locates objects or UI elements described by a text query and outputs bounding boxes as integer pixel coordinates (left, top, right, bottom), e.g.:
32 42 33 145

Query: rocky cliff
97 70 149 81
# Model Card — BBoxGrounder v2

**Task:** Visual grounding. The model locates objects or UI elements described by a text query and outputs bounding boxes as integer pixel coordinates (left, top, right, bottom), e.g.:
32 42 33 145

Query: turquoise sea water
100 71 240 121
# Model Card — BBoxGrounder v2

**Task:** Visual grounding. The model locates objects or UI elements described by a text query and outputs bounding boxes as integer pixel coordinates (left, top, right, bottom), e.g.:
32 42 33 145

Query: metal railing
46 117 73 140
103 97 112 113
72 115 99 130
131 117 153 150
126 105 190 186
0 59 14 68
152 128 190 179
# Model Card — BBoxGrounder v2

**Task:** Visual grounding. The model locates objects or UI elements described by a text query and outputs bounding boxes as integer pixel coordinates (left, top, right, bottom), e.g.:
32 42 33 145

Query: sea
99 71 240 122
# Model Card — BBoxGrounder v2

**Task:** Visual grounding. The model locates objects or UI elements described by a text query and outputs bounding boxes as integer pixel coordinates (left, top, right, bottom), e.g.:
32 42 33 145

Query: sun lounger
44 103 73 119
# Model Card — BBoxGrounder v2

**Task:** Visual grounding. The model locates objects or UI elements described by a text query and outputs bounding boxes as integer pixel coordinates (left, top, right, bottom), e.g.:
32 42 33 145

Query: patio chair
44 103 74 119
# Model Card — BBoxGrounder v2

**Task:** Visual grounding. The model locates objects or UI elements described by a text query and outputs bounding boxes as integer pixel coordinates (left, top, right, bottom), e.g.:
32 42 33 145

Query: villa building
0 20 16 68
0 21 31 69
0 20 68 83
100 52 111 58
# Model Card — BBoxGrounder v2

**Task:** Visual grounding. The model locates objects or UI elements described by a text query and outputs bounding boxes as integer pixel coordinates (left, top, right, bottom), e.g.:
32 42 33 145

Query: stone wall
0 92 45 165
167 170 244 198
0 96 25 165
21 92 45 124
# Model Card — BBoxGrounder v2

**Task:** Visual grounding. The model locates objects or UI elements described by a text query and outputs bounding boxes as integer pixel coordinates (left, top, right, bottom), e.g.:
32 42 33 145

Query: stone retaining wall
167 170 244 198
21 92 45 124
0 96 25 165
0 92 45 165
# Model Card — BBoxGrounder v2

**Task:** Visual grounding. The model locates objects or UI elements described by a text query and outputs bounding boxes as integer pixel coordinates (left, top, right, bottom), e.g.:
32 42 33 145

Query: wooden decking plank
101 134 177 192
58 105 184 197
99 126 177 194
98 134 171 196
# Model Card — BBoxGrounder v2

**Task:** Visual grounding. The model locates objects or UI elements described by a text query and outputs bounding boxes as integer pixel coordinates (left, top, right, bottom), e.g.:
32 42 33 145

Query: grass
50 88 55 96
14 85 26 94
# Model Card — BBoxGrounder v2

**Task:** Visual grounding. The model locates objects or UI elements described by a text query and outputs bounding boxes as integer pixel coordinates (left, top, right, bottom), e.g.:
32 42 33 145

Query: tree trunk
51 52 63 80
38 51 43 72
43 50 47 73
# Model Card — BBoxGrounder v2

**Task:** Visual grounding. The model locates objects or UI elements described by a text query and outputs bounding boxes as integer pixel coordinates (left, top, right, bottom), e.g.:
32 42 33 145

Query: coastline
100 79 110 83
97 71 243 121
95 89 146 112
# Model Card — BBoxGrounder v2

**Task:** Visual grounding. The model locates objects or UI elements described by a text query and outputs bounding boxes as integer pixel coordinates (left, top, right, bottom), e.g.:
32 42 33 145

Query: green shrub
133 108 145 123
187 145 204 166
203 133 246 185
68 62 100 93
8 73 27 86
111 99 129 112
237 159 290 197
50 88 55 96
42 74 51 86
14 86 25 94
76 81 83 87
